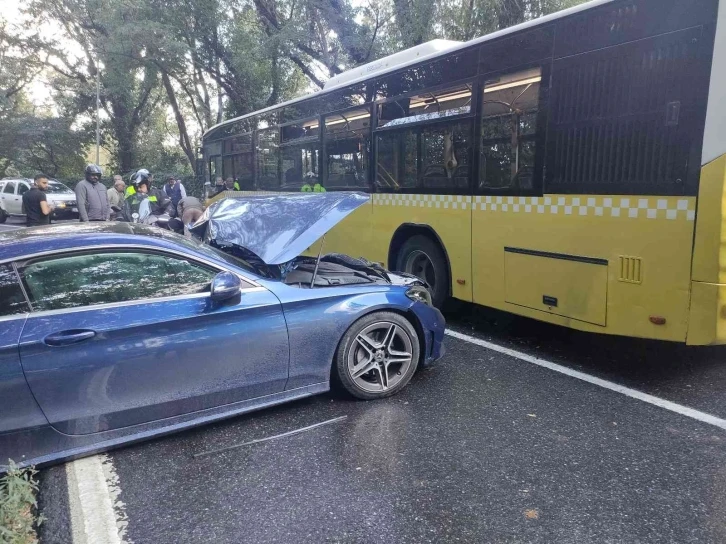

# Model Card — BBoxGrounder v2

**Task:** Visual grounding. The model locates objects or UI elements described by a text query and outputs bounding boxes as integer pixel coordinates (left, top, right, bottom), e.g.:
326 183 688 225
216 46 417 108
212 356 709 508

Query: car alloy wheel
335 311 420 400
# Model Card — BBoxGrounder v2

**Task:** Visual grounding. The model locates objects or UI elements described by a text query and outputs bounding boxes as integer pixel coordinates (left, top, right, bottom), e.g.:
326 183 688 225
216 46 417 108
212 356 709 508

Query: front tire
334 311 420 400
395 235 449 308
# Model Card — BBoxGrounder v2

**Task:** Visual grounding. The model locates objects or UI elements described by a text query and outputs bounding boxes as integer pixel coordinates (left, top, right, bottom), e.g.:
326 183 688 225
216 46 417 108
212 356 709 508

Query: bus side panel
370 194 473 302
472 194 695 341
316 199 374 261
689 154 726 345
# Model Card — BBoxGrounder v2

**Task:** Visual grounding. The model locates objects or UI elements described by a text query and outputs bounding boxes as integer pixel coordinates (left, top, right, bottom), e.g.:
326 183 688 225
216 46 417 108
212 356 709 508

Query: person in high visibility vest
124 170 159 222
301 172 326 192
125 168 151 198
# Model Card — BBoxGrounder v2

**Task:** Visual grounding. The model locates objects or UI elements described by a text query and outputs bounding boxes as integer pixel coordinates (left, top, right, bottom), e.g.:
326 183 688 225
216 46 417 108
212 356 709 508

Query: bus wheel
395 235 449 308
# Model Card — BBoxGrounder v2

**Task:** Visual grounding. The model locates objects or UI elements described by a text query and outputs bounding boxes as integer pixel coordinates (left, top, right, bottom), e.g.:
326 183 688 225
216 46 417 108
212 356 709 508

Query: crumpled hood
191 192 369 265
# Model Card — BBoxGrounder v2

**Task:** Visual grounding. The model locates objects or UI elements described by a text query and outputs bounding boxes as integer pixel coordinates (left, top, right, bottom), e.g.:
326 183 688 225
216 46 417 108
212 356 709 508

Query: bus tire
395 235 449 308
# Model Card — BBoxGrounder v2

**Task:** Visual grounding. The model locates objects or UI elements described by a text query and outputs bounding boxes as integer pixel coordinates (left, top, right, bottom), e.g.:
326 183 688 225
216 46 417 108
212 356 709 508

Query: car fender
264 284 416 389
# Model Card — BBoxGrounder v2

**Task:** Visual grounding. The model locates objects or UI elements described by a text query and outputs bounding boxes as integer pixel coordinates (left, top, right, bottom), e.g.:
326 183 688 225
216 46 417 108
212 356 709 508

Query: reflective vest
233 181 240 191
126 193 157 216
125 185 136 198
301 183 326 193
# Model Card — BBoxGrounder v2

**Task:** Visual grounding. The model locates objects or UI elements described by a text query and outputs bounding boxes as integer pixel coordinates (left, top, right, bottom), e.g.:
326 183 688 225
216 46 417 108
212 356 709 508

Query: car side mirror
210 271 241 301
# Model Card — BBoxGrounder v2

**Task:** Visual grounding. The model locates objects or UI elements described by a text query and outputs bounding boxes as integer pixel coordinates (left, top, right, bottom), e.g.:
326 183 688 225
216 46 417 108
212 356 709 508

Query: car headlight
406 285 433 306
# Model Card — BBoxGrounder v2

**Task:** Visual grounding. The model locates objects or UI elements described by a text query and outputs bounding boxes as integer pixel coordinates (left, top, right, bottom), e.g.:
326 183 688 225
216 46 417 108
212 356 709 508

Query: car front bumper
410 302 446 367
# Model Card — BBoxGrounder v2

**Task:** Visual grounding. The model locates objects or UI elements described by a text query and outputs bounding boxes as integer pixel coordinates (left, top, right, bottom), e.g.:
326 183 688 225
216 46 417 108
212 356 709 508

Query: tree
25 0 161 173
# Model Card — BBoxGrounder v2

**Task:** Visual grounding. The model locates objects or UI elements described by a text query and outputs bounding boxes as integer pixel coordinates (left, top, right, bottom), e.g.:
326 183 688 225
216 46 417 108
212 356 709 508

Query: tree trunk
161 71 196 171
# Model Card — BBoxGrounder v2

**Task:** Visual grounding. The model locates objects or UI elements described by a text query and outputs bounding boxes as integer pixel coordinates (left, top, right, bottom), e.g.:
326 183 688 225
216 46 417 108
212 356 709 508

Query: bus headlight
406 285 433 306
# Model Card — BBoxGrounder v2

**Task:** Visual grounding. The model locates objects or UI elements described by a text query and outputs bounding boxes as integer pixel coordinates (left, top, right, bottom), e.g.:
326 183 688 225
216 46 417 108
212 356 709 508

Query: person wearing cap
76 164 110 221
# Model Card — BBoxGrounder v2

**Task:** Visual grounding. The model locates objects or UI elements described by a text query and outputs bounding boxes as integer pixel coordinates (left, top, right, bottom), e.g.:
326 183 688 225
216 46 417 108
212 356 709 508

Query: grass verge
0 461 43 544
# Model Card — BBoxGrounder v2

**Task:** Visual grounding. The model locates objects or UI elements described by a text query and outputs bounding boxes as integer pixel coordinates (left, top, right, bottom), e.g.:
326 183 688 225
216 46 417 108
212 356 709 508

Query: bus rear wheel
395 235 449 308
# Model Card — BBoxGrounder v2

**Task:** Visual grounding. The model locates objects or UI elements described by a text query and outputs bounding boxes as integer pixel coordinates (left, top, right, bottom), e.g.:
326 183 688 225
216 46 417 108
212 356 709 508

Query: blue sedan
0 193 445 469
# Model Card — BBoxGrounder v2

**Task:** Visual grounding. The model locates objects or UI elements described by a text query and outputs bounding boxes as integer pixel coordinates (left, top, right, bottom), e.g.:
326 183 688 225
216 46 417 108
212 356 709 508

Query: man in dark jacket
76 164 110 221
22 174 54 226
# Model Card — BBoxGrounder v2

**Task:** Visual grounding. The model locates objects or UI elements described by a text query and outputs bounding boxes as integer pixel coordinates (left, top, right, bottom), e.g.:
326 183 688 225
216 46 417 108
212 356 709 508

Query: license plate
56 203 66 208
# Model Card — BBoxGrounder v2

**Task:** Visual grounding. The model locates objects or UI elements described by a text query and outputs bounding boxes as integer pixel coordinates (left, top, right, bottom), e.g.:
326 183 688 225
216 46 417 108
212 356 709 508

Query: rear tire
0 209 7 223
395 235 449 308
334 311 420 400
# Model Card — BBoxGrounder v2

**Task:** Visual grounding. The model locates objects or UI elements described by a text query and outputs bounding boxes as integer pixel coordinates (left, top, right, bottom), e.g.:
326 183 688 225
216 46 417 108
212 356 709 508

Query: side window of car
0 264 30 316
17 183 29 195
21 251 218 312
3 182 16 194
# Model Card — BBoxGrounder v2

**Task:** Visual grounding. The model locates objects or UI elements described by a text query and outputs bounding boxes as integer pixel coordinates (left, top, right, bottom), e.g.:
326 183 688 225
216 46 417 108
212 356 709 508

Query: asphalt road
37 306 726 544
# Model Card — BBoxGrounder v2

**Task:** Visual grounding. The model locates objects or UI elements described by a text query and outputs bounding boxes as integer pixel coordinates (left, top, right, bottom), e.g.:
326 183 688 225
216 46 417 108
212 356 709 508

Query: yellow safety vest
301 183 326 193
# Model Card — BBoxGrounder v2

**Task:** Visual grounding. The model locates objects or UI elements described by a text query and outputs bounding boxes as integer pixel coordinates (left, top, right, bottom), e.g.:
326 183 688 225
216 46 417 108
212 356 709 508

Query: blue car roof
0 223 198 263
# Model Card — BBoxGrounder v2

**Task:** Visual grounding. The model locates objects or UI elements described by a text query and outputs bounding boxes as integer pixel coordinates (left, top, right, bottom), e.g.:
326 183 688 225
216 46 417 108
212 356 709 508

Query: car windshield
45 181 74 194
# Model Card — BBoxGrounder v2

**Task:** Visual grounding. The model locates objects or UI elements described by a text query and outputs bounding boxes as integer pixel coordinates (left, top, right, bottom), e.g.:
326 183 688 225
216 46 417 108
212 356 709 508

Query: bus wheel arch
388 224 451 308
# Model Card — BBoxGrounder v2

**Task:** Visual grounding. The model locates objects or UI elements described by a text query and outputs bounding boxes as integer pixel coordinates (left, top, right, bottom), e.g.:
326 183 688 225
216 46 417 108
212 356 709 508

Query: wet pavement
38 307 726 544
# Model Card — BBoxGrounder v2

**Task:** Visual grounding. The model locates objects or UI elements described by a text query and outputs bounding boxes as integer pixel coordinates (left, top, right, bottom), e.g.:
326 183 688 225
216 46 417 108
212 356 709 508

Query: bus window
479 67 541 192
233 154 254 189
378 83 473 129
376 122 471 192
209 156 222 184
225 134 254 189
257 129 280 190
281 146 320 191
421 123 471 191
324 108 371 191
280 118 320 191
376 131 418 191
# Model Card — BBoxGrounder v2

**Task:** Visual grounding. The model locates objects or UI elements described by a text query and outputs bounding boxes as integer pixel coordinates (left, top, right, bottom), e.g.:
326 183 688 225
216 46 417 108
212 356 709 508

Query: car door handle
44 330 96 346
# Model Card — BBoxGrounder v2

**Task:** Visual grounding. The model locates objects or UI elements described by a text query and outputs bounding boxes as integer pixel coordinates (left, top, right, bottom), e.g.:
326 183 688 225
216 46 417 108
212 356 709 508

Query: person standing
22 174 54 226
76 164 110 222
107 175 126 220
163 177 186 217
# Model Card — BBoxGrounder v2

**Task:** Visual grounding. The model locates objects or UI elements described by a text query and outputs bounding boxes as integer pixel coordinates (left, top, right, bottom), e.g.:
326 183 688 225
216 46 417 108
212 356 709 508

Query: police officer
301 172 326 193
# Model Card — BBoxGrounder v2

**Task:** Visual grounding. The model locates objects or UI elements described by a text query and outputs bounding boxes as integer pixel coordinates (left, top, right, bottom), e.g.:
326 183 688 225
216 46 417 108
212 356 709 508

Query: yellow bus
202 0 726 345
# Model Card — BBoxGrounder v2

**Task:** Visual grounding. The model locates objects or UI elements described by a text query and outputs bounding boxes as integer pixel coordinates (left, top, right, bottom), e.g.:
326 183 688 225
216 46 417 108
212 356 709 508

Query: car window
2 182 15 194
46 181 73 194
0 264 30 317
21 252 218 312
17 183 29 195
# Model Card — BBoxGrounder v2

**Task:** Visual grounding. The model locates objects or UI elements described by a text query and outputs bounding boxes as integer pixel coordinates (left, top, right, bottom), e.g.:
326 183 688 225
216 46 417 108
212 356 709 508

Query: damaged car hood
191 192 369 265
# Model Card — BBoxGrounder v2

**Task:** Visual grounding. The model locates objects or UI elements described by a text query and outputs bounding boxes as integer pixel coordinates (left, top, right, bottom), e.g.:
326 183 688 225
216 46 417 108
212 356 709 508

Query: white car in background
0 178 79 223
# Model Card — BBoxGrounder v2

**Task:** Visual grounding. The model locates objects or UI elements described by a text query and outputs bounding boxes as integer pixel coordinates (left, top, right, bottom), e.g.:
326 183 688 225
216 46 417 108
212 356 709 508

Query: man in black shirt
22 174 54 226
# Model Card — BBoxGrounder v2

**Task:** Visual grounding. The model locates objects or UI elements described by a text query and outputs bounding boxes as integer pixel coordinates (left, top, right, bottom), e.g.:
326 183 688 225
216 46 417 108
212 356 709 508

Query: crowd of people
22 164 204 237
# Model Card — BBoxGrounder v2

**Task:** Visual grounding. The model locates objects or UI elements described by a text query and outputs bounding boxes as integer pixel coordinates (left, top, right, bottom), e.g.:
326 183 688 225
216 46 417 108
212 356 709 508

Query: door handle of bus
44 330 96 346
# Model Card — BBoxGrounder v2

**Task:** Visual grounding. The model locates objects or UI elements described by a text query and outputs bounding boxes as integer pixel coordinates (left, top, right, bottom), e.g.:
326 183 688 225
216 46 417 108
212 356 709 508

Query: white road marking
446 329 726 431
67 454 131 544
